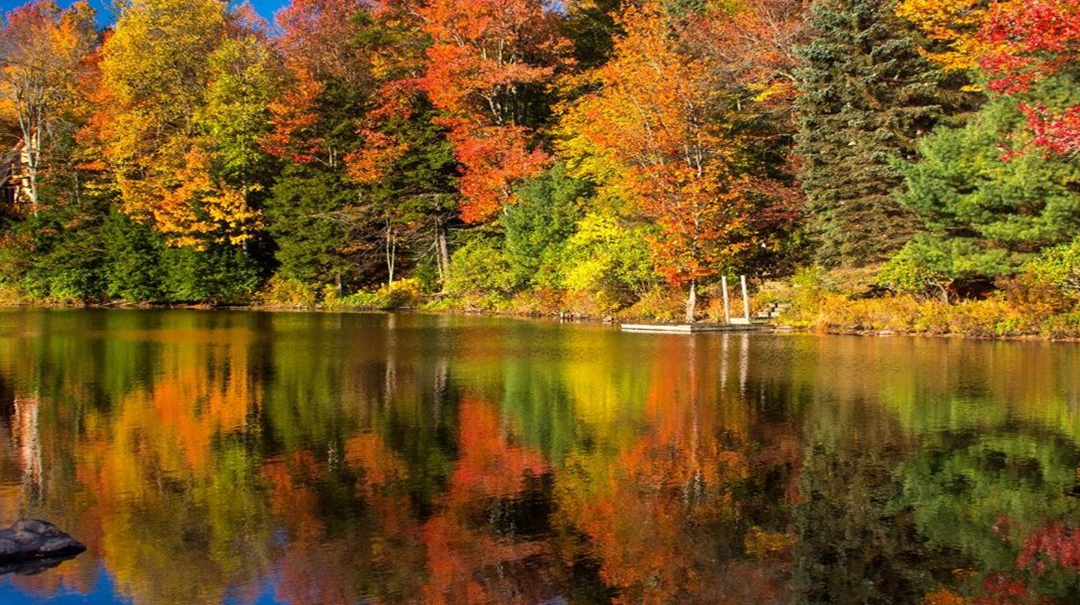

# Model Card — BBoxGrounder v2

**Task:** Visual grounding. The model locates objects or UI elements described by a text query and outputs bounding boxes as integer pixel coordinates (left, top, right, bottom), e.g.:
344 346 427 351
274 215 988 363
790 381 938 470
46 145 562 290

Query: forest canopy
1 0 1078 330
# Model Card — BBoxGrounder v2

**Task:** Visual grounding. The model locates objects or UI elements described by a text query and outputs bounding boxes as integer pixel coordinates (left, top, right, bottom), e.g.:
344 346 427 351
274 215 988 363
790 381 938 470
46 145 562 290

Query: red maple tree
417 0 572 223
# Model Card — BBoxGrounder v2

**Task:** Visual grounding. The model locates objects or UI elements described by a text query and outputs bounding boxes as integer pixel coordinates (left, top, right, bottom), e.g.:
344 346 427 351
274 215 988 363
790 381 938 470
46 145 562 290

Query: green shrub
1027 237 1080 298
0 232 32 294
445 236 517 298
332 290 382 309
1040 309 1080 339
877 246 945 298
878 237 1006 302
21 220 106 303
162 244 262 304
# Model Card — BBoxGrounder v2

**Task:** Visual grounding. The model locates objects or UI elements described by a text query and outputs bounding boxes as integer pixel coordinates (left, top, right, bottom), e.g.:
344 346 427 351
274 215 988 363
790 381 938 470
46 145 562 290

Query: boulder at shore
0 520 86 563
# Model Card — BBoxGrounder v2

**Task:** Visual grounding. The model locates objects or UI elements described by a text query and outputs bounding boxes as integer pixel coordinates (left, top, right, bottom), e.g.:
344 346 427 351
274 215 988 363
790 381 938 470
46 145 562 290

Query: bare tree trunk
436 216 450 288
26 168 38 217
24 129 40 217
385 217 397 288
685 280 697 323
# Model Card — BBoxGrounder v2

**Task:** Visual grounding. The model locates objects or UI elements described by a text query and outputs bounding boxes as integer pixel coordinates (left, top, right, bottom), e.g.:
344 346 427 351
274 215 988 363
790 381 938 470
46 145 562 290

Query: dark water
0 309 1079 605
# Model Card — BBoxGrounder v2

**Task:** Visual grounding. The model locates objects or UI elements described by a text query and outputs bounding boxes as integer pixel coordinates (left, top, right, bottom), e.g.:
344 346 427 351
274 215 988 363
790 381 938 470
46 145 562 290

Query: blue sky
0 0 291 27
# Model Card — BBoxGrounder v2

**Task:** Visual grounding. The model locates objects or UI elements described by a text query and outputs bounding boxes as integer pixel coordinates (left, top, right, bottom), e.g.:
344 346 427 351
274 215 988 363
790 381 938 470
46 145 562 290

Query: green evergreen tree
795 0 956 267
265 164 363 290
6 167 109 303
502 164 587 290
161 243 261 304
793 443 954 605
104 212 167 302
355 104 458 289
882 76 1080 296
262 75 373 292
19 211 107 303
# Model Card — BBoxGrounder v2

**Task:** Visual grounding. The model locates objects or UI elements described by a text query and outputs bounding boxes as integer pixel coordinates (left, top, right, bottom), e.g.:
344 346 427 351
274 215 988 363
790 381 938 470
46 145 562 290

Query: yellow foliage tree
97 0 267 247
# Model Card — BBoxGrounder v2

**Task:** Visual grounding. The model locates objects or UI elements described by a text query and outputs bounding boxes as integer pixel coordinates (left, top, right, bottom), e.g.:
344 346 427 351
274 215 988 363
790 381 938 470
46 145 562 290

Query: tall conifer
795 0 949 267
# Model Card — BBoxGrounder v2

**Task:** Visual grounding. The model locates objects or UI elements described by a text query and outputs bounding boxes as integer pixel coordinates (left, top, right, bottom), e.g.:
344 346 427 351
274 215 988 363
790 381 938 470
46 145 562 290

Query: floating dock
620 323 768 334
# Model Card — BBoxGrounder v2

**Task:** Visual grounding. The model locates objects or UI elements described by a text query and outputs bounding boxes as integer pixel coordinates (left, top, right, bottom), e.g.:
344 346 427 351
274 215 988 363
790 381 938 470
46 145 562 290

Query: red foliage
973 574 1050 605
266 0 375 167
262 70 326 164
446 122 549 223
344 0 430 185
1021 104 1080 156
275 0 370 81
1017 521 1080 575
419 396 554 605
978 0 1080 155
418 0 568 117
417 0 571 222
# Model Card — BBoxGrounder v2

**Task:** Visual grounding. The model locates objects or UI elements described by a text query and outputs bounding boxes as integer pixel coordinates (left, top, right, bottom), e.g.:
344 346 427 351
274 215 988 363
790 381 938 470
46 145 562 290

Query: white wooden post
741 275 751 322
721 276 731 324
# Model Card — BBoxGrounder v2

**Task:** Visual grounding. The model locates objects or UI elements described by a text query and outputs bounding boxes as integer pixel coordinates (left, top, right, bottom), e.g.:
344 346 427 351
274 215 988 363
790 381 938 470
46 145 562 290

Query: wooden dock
620 323 767 334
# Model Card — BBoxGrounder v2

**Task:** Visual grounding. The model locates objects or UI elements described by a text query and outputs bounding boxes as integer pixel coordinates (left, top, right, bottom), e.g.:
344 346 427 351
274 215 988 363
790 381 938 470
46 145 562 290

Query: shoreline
4 300 1080 344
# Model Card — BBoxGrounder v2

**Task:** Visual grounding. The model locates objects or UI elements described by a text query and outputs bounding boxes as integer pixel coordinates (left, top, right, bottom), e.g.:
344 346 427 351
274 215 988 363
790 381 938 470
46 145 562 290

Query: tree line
1 0 1078 322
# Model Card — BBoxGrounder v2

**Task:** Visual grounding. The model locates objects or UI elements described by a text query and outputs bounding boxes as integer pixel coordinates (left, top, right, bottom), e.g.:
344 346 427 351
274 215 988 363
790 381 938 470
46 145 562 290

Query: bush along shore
757 264 1080 341
256 243 1080 340
4 0 1080 340
7 253 1080 342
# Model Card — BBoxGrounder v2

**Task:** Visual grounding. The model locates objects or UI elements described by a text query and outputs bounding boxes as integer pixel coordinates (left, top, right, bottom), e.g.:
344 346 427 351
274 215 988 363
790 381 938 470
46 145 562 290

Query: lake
0 308 1079 604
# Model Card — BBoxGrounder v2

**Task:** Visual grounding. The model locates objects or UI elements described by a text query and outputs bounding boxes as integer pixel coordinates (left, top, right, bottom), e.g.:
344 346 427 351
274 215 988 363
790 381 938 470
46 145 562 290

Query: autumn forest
1 0 1080 333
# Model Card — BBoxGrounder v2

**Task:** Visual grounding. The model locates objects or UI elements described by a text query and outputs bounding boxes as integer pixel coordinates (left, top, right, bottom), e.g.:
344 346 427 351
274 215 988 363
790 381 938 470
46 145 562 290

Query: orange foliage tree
418 396 558 605
693 0 809 108
276 0 371 86
344 0 426 186
560 2 757 322
552 338 760 605
418 0 572 223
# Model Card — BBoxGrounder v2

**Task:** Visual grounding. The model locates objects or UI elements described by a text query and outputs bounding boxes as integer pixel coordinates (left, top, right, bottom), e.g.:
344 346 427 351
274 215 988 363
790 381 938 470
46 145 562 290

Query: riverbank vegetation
2 0 1079 335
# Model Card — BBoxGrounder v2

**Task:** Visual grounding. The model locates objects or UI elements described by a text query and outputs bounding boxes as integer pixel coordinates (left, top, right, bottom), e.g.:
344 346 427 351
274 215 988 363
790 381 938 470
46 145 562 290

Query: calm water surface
1 308 1079 604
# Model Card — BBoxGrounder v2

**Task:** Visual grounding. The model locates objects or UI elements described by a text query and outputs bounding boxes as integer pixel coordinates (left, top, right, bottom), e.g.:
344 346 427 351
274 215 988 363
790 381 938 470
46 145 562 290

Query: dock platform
620 323 767 334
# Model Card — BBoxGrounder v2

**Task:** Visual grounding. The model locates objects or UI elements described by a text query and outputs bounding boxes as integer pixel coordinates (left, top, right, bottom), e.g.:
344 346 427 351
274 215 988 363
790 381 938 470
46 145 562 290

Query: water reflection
0 309 1078 604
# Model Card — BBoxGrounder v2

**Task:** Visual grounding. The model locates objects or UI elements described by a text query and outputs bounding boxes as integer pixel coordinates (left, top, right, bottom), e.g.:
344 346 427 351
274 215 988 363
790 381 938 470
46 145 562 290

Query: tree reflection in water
0 310 1078 604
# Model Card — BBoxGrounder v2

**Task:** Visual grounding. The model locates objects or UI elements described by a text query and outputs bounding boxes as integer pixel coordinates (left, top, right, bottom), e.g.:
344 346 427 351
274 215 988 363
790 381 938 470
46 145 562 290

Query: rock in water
0 520 86 563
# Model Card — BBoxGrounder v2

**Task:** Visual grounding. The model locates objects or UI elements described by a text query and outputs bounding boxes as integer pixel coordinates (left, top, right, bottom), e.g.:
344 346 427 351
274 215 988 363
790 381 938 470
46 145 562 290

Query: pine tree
795 0 954 267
